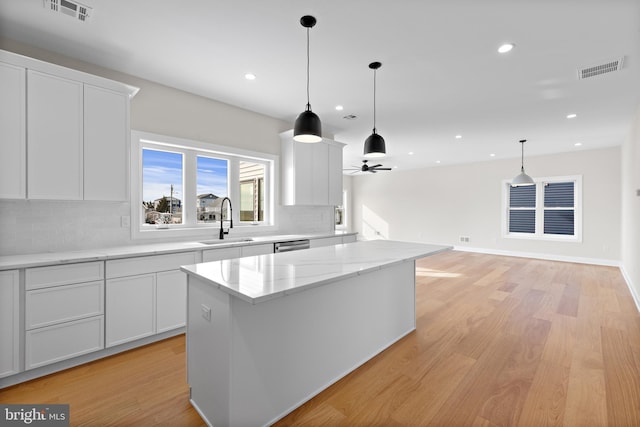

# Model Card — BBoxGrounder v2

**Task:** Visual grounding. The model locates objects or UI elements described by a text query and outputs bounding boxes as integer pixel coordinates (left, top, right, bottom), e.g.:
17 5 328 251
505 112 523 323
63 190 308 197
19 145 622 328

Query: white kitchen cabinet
105 251 196 346
0 49 138 201
157 270 187 333
342 234 358 244
106 273 156 347
241 243 274 257
203 247 242 262
280 130 345 206
27 70 84 200
310 236 344 248
0 270 20 378
26 317 104 370
0 62 26 199
24 262 105 370
84 85 130 201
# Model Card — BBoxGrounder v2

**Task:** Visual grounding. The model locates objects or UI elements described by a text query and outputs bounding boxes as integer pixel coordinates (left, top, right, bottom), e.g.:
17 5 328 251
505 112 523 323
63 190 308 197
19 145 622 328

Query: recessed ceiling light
574 142 583 147
335 105 344 111
566 113 577 119
394 165 399 169
244 73 256 80
455 135 462 139
490 153 496 157
498 43 515 53
435 160 441 164
408 152 414 155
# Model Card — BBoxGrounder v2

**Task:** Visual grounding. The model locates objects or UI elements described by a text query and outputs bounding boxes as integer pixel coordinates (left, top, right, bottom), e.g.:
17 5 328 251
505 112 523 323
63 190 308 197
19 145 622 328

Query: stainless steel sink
198 238 254 245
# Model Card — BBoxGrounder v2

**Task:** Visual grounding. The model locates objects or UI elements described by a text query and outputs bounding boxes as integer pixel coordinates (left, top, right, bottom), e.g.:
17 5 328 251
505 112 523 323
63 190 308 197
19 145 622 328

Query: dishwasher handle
274 239 311 253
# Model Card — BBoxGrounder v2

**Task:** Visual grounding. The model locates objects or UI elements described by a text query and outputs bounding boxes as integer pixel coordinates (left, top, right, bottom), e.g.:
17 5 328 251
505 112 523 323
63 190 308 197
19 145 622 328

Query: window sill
503 232 582 243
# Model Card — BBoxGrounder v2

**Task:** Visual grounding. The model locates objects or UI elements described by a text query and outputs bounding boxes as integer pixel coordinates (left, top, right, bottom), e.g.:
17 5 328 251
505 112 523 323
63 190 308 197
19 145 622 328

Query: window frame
502 175 582 242
131 130 278 241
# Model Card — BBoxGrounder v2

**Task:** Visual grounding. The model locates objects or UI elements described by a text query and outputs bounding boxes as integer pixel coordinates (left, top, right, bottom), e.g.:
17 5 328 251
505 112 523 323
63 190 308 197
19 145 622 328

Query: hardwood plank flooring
2 251 639 426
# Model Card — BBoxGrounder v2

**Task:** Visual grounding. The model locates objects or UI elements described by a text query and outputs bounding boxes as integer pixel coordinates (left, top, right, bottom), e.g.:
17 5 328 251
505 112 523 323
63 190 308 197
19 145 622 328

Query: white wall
351 147 621 263
621 104 640 305
0 40 334 256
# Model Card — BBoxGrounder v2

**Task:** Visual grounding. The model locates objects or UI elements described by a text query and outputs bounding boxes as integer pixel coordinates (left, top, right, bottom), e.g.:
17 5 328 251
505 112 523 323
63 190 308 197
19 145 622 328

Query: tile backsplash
0 200 336 256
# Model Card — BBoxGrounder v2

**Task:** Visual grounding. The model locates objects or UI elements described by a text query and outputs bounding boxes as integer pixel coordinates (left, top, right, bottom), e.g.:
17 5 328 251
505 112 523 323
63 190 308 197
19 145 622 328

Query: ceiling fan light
363 132 386 158
293 109 322 143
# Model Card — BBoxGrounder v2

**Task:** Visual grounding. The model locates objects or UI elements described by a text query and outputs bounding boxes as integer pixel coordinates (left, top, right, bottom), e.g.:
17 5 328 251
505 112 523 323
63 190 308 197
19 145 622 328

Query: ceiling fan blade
369 164 382 169
375 167 392 170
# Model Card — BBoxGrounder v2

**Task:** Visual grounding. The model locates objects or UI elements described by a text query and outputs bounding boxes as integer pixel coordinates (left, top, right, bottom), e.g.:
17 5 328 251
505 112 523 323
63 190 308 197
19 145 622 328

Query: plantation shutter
543 182 575 235
509 185 536 233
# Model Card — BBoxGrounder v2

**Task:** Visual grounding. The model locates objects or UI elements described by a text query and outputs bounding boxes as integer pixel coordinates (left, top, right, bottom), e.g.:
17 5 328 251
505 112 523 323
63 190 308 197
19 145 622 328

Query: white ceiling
1 0 639 172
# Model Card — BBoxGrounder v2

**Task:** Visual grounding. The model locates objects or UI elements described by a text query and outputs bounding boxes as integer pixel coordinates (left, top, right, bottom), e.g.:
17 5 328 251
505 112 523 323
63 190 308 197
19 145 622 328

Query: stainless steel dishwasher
273 239 311 253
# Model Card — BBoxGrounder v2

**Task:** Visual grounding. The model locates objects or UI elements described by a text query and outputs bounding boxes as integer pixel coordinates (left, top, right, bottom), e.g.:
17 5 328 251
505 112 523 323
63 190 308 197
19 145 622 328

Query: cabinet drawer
310 236 344 248
26 280 104 330
26 261 104 290
25 316 104 370
202 247 242 263
241 244 274 257
106 252 197 278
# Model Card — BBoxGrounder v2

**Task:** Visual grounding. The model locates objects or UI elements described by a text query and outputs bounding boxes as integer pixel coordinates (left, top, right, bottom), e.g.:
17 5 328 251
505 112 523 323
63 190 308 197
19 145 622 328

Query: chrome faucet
219 197 233 239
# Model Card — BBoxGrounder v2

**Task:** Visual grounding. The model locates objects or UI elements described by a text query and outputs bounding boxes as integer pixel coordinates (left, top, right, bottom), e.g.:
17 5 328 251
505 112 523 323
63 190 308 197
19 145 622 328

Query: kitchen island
181 240 450 427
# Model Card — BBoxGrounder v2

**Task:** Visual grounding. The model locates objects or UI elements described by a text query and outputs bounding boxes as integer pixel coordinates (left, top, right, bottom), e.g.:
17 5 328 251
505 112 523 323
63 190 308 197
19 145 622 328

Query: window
503 176 581 241
131 131 276 240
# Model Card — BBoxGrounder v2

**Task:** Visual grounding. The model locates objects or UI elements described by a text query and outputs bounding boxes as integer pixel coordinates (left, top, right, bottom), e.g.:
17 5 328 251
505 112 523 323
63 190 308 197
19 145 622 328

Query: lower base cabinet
0 270 20 378
106 274 156 347
105 269 187 347
25 316 104 370
157 270 187 333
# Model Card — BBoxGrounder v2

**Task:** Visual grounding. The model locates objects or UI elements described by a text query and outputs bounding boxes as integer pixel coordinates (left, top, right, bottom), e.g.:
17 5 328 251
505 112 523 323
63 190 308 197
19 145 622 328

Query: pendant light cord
520 140 526 172
306 27 311 111
372 67 377 133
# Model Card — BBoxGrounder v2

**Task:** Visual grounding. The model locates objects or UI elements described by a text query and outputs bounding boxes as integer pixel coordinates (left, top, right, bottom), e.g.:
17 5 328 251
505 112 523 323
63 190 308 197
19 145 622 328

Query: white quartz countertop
181 240 451 304
0 231 356 270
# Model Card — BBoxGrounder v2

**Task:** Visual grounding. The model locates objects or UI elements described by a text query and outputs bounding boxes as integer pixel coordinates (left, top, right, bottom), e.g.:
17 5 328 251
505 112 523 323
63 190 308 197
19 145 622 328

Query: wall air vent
43 0 92 22
577 56 624 80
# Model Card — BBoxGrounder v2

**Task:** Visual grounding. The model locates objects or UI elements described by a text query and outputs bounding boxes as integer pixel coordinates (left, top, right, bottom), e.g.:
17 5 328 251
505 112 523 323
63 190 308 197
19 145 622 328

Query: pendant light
363 62 386 158
512 139 535 186
293 15 322 143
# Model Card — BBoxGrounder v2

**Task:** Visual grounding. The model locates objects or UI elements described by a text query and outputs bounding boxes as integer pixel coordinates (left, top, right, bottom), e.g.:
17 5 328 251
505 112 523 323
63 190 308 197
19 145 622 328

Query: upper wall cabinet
0 49 138 201
280 130 345 206
0 62 26 199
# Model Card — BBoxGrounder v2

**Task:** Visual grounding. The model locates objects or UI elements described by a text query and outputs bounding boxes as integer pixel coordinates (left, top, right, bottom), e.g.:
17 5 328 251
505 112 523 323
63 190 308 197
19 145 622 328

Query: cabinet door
84 85 129 201
328 143 344 206
0 270 20 378
27 70 83 200
106 274 156 347
293 142 314 205
0 62 26 199
311 142 329 205
157 270 187 333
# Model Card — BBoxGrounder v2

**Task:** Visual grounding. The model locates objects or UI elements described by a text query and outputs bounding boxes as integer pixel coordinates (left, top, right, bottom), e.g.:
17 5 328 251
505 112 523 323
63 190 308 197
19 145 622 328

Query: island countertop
180 240 451 304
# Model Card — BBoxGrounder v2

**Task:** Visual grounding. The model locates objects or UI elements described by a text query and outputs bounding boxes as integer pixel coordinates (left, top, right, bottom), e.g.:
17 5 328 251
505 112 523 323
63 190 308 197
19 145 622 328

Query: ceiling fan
344 160 392 174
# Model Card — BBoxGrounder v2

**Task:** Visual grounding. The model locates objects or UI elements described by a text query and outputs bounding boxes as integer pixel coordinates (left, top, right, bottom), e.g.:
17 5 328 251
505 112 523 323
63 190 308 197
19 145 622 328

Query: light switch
201 304 211 321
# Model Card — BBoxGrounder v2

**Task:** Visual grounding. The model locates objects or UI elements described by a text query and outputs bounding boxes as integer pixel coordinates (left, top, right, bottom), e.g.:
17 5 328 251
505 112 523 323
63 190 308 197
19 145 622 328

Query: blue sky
142 149 228 202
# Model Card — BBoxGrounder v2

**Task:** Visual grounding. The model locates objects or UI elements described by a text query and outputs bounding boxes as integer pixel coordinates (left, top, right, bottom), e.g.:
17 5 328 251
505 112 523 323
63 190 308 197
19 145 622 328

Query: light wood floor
2 251 639 426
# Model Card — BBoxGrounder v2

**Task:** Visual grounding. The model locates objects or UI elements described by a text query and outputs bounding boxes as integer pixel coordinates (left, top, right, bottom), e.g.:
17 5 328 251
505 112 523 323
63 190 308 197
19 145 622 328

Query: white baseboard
453 246 640 314
452 246 620 267
620 264 640 313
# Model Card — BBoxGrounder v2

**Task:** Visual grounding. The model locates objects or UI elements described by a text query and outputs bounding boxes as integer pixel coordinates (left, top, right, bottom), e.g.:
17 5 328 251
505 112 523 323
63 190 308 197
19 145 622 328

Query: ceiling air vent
43 0 92 22
577 57 624 80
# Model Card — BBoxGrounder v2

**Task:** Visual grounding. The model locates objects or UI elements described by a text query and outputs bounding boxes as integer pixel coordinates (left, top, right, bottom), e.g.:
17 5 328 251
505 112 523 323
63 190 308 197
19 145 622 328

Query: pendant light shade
293 15 322 143
512 139 535 186
364 62 386 158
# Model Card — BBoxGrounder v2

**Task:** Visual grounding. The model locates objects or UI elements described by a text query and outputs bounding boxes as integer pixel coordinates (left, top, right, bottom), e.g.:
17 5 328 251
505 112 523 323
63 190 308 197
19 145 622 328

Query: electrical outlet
120 215 130 228
201 304 211 321
459 236 470 243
